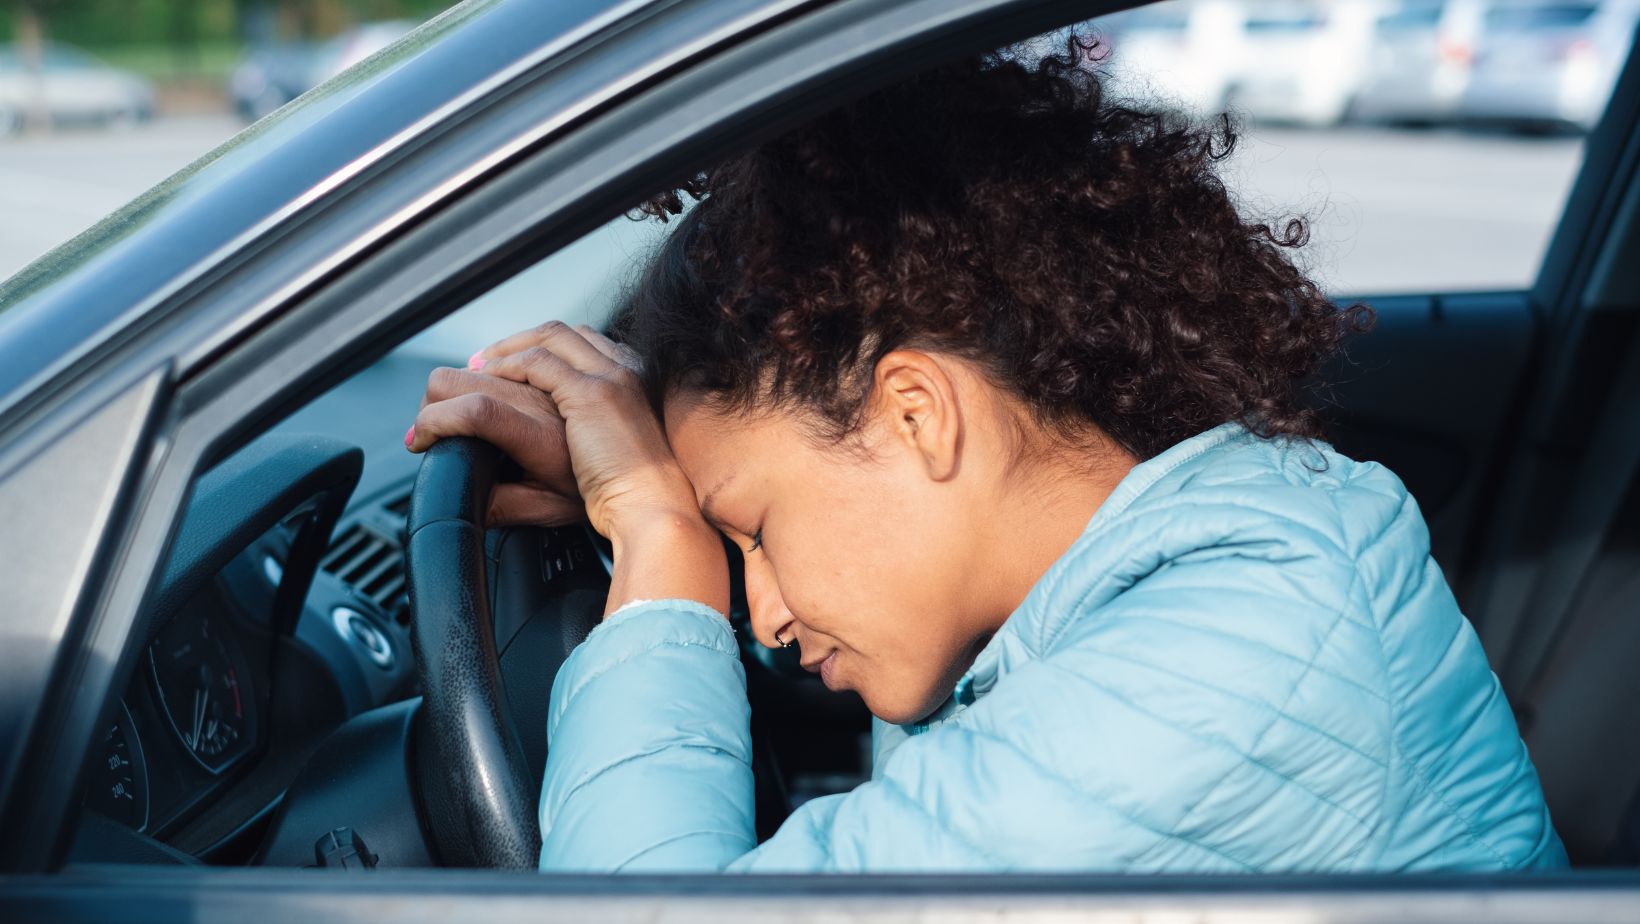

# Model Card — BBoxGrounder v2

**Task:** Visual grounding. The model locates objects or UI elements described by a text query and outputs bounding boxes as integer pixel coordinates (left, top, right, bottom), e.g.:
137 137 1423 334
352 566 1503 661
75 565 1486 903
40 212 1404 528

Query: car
0 41 155 135
1 0 1639 919
1226 0 1391 126
230 20 419 123
1094 0 1246 117
228 39 327 123
1458 0 1640 130
1350 0 1489 125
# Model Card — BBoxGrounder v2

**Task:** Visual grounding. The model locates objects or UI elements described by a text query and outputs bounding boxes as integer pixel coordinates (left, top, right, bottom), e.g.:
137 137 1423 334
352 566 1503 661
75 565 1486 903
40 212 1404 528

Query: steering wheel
405 437 796 866
404 437 540 868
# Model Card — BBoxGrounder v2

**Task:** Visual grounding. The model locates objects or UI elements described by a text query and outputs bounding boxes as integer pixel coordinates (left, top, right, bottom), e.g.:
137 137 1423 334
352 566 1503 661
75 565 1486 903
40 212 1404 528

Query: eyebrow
698 473 737 530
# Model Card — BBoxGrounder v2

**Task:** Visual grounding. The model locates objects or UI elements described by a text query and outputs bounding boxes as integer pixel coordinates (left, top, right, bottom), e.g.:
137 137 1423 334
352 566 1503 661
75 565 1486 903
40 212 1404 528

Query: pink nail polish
404 425 416 448
468 350 486 371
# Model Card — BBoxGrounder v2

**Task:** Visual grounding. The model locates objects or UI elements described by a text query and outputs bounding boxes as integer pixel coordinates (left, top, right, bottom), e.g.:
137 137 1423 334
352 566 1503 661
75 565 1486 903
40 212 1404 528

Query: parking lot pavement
0 115 244 282
1226 124 1584 294
0 115 1585 298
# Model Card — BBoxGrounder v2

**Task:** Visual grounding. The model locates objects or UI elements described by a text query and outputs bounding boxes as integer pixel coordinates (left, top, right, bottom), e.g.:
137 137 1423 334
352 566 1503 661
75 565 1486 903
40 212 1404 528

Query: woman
408 43 1566 872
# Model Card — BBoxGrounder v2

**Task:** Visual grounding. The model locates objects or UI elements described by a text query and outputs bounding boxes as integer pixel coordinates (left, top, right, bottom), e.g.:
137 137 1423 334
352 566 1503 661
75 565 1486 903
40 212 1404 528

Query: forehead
663 392 769 496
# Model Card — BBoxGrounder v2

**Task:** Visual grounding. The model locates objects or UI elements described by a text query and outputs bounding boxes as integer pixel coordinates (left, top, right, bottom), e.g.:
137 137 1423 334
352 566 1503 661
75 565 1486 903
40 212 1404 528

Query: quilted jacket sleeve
537 599 757 871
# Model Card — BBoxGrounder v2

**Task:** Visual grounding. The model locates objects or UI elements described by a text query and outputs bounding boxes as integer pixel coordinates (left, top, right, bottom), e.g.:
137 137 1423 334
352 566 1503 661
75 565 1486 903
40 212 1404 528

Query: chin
861 685 949 727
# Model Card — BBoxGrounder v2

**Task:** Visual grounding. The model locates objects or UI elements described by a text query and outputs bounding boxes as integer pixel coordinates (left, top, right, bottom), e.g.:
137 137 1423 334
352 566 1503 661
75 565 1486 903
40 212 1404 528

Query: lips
800 648 843 690
818 651 841 690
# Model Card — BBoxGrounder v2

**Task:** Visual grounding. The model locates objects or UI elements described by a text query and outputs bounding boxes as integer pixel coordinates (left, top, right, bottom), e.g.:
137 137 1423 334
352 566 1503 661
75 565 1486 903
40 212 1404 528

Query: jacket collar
936 421 1255 717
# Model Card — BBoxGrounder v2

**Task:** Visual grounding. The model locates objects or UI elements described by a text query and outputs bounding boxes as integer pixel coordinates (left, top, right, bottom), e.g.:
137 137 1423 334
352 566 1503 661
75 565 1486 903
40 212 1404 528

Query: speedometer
148 607 259 774
86 701 149 830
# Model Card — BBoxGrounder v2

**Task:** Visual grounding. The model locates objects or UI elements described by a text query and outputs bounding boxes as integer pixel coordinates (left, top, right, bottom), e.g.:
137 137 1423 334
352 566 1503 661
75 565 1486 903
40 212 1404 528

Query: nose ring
775 629 793 649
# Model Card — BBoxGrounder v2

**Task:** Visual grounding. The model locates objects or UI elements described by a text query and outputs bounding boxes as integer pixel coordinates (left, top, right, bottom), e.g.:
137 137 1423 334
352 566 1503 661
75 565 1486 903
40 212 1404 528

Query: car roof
0 0 638 410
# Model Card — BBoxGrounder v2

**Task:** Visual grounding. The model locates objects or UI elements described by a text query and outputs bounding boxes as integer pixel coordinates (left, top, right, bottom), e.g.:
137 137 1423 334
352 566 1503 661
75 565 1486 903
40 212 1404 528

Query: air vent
321 491 411 617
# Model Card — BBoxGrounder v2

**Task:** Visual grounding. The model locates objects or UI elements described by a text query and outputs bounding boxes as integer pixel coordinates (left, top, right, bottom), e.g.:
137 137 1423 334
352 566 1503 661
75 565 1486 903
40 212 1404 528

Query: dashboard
75 466 421 863
72 351 869 867
86 582 271 838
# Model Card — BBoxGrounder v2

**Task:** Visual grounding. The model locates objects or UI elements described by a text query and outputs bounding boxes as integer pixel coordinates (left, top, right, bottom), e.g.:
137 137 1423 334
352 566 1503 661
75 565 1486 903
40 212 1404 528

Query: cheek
778 484 957 649
785 474 911 589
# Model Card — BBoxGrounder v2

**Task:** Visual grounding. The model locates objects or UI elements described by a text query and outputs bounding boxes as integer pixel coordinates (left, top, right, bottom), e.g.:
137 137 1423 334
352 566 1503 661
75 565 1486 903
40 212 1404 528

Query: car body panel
0 43 154 127
1460 0 1640 128
1230 0 1391 125
8 869 1640 922
230 21 421 123
0 370 167 844
1352 0 1487 123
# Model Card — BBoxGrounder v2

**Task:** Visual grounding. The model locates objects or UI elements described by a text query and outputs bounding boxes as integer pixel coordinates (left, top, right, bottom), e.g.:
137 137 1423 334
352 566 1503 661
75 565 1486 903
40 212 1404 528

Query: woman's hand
409 321 727 616
415 320 688 540
409 355 583 528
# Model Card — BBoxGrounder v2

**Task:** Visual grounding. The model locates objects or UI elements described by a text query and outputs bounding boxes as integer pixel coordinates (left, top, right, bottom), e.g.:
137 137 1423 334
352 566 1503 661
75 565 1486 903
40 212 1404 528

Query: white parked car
1351 0 1489 124
231 20 418 123
0 42 155 136
1227 0 1391 126
1458 0 1640 130
1096 0 1247 117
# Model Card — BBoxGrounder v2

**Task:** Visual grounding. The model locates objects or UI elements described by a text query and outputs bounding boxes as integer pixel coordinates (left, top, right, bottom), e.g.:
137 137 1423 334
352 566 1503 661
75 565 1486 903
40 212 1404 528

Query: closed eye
745 529 763 554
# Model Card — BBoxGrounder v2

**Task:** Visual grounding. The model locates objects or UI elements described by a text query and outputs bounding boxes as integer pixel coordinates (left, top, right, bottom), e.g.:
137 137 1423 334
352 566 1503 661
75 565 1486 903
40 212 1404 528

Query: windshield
397 214 672 363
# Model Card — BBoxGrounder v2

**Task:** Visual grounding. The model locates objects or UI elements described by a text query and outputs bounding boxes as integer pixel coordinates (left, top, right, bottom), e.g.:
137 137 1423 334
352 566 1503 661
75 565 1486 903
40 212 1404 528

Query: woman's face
660 350 1135 725
665 392 999 724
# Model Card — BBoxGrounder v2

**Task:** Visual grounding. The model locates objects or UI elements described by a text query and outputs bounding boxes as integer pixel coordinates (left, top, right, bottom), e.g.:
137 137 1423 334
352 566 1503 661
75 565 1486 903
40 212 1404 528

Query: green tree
166 0 192 67
235 0 275 43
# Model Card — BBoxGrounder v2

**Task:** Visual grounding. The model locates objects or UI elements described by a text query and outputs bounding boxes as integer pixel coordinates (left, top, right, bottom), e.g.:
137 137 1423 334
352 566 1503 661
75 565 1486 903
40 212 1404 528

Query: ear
870 350 963 481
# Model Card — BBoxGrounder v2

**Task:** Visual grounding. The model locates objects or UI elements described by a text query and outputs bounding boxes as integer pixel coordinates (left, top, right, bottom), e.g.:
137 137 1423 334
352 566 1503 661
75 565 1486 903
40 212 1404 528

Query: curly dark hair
613 34 1372 461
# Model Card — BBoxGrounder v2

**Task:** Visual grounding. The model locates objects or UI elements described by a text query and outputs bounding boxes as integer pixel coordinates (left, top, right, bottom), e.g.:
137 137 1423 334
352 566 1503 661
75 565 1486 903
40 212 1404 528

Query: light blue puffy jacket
537 422 1567 872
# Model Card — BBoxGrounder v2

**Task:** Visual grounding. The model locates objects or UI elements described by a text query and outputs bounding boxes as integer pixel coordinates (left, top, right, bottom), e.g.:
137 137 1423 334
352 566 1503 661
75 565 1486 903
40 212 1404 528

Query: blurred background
0 0 1633 297
0 0 459 282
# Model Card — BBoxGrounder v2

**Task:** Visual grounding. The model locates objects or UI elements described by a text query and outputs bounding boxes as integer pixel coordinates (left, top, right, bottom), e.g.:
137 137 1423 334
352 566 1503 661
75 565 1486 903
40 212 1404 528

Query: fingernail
404 425 416 449
467 350 486 371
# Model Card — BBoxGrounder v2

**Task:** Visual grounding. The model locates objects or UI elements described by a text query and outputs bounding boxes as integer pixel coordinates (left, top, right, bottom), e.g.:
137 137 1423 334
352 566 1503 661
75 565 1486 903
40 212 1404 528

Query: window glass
1116 6 1192 29
42 44 100 70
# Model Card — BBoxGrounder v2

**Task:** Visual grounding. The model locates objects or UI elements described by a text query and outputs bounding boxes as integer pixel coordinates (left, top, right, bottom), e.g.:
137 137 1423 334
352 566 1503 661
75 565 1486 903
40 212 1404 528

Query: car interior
46 0 1640 875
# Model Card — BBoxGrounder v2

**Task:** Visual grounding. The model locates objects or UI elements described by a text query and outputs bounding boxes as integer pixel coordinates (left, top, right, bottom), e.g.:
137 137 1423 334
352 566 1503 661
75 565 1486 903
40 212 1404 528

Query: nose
742 550 796 650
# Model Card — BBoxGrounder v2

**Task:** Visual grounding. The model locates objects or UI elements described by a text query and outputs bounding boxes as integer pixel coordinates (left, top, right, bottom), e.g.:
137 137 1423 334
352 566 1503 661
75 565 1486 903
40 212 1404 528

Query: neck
974 436 1137 630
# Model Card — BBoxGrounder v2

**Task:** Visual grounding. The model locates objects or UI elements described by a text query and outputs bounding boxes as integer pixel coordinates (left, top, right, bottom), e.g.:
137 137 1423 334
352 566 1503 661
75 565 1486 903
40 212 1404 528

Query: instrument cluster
84 585 268 838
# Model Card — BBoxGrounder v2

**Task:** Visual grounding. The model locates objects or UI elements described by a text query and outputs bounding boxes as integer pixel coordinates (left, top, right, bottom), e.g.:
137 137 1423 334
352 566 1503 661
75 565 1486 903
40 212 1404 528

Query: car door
3 0 1640 918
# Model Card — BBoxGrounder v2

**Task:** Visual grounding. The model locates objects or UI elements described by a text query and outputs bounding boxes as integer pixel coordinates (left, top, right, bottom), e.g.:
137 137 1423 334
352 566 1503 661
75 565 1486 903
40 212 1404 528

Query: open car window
1091 0 1634 294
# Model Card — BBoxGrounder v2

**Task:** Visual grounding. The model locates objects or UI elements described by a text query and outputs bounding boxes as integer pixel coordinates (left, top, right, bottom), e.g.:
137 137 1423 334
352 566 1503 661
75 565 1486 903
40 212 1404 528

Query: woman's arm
538 600 755 871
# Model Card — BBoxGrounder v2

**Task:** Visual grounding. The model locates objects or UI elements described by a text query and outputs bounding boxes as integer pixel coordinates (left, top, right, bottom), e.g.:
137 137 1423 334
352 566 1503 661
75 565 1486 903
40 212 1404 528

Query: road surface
0 115 1585 303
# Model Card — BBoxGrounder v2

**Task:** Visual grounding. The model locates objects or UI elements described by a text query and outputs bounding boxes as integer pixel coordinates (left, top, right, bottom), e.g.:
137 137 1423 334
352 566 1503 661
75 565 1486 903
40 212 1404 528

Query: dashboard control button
332 607 394 670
